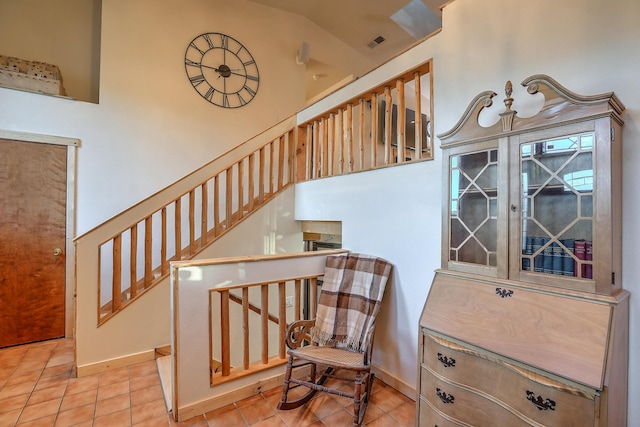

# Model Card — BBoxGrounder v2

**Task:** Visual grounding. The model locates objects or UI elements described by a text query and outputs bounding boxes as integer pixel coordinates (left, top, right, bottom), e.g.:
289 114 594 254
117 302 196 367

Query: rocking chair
277 253 393 426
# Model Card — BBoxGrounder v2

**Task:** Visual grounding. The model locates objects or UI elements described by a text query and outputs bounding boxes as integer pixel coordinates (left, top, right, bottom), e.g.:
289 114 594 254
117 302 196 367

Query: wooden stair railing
86 62 434 327
95 125 296 325
211 276 322 385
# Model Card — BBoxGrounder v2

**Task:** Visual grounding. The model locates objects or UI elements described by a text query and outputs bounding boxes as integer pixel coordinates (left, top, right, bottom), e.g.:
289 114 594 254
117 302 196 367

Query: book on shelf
528 236 581 277
551 242 564 275
584 240 593 279
542 238 553 274
574 240 586 279
522 236 533 271
532 237 545 272
561 238 575 277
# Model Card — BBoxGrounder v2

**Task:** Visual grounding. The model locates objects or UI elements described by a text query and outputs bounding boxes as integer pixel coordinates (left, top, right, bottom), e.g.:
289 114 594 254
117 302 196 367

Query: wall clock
184 32 260 108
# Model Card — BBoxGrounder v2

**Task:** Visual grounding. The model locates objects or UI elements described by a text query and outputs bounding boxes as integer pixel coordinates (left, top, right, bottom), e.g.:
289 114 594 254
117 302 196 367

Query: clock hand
200 64 220 72
228 70 247 78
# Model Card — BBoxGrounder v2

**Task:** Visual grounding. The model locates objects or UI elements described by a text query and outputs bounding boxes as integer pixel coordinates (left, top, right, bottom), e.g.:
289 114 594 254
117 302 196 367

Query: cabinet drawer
419 398 465 427
422 334 596 426
421 272 611 389
421 369 530 426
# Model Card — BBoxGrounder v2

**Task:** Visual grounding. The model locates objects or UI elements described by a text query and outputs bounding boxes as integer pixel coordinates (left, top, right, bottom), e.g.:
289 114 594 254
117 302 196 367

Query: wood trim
76 349 155 377
438 74 625 146
144 217 152 287
112 235 122 311
278 282 286 359
220 291 230 376
200 182 208 247
0 129 79 147
261 285 269 364
371 363 416 401
242 287 249 370
176 370 287 422
396 79 406 163
413 71 422 160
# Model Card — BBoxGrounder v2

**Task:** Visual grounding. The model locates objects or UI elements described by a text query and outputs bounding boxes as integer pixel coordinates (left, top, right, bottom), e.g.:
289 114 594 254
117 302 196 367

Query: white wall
0 0 101 103
296 0 640 420
1 0 639 420
0 0 371 236
295 162 441 393
0 0 371 372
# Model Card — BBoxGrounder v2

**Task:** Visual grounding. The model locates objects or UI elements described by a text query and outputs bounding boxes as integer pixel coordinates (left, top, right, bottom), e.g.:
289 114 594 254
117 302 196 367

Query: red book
584 240 593 279
574 240 586 278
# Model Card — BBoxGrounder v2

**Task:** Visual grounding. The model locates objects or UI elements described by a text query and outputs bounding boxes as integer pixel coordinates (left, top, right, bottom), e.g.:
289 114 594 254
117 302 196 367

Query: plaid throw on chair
311 253 392 353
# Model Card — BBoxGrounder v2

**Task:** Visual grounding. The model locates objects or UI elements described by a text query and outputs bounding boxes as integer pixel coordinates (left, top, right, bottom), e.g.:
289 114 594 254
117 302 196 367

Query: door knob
53 248 63 256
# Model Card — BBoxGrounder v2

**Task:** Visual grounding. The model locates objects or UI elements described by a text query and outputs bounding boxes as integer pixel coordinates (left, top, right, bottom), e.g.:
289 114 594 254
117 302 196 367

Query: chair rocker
277 253 393 426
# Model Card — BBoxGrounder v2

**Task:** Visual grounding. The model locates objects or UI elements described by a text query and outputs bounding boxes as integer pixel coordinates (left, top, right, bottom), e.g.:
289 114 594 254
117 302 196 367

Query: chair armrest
285 319 315 349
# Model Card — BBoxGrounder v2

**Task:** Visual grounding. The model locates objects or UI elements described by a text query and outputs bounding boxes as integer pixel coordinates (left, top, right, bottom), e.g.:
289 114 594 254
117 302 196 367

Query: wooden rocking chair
277 253 393 426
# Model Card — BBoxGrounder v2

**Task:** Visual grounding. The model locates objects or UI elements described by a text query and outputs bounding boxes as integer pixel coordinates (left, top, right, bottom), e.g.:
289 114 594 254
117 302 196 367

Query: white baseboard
372 363 417 401
176 373 285 422
76 349 156 377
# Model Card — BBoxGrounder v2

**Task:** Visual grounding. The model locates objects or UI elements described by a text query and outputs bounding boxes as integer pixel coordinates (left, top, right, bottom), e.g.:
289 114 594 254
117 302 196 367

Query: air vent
367 36 385 49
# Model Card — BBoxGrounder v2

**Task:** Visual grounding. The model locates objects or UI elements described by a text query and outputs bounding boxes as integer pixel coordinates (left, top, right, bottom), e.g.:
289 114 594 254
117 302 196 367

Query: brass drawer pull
526 390 556 411
436 388 455 404
437 352 456 367
496 287 514 298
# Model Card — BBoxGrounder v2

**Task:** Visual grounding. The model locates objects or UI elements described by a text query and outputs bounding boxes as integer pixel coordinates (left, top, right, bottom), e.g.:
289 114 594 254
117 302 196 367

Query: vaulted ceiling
248 0 446 101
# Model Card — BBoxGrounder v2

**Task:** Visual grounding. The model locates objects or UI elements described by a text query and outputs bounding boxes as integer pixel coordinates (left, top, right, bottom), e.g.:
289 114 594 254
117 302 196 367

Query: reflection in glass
449 149 498 266
520 132 594 279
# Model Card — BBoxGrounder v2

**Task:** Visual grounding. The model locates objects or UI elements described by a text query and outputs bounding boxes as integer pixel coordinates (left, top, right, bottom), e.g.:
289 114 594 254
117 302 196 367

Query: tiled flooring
0 338 416 426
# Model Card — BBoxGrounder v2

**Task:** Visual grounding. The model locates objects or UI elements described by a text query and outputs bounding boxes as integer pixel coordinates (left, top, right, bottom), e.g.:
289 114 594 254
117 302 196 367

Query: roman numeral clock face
184 33 260 108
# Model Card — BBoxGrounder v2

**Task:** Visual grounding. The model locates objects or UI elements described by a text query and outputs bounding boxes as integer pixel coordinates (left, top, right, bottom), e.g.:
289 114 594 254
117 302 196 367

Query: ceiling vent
367 36 385 49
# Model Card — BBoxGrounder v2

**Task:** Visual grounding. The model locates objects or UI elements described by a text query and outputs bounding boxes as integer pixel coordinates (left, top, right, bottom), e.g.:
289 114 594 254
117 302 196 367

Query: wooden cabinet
419 76 629 426
440 75 624 295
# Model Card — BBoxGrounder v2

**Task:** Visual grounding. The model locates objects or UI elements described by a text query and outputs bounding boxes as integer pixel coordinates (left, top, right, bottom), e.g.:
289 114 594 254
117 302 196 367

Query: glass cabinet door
519 132 594 280
449 148 499 268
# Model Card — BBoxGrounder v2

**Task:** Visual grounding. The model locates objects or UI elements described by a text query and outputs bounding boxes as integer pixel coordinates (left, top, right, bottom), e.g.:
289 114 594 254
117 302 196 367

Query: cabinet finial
500 80 516 131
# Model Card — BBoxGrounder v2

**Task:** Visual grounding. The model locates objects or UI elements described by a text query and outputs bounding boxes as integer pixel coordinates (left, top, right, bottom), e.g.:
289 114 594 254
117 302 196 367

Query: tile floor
0 338 416 426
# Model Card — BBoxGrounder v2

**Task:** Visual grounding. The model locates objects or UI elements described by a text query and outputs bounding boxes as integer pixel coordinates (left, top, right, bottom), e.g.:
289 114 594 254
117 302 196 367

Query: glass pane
520 133 594 279
449 148 498 266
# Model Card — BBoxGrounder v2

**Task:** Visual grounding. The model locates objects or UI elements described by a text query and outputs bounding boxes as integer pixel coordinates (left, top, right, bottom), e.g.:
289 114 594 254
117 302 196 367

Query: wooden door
0 138 67 347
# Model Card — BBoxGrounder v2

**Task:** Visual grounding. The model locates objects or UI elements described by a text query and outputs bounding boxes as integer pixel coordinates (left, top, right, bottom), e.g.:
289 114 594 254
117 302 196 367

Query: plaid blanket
311 253 392 353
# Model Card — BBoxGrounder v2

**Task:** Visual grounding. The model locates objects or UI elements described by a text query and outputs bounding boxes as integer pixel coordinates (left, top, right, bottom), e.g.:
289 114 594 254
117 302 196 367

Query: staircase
73 61 433 376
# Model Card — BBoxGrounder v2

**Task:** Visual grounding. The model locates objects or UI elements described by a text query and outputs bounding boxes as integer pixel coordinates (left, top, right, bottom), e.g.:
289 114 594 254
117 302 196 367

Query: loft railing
76 62 433 329
171 250 345 422
295 60 433 181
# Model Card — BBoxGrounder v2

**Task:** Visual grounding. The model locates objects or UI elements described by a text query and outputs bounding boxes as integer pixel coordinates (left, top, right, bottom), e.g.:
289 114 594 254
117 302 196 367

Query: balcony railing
296 60 433 181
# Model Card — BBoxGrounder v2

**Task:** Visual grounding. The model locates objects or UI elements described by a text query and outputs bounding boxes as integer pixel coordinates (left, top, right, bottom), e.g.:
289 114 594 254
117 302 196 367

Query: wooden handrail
228 293 280 325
